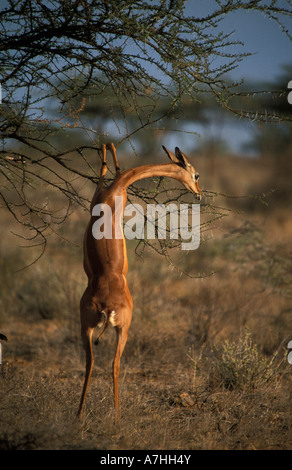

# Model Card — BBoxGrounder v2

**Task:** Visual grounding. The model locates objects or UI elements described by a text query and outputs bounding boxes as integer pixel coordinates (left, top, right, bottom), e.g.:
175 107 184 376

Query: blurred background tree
0 0 291 253
240 65 292 205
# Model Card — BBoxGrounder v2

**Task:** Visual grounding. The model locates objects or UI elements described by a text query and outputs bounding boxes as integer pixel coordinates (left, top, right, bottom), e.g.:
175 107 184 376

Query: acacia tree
0 0 291 259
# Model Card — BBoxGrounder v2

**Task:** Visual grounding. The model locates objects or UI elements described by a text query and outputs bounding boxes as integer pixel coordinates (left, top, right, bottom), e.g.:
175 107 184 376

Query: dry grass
0 152 292 450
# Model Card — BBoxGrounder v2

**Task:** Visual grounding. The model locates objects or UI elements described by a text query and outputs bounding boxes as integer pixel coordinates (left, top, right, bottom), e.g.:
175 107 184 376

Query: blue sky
179 1 292 155
185 1 292 83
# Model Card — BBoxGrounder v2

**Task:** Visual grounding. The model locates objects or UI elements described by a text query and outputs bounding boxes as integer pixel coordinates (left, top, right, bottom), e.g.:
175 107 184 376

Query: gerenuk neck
109 163 185 194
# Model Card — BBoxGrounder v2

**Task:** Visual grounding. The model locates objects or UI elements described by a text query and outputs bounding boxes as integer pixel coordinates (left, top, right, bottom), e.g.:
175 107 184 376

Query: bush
209 331 278 391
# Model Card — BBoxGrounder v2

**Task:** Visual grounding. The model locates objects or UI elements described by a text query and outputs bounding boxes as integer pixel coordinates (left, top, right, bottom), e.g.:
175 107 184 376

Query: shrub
209 331 279 391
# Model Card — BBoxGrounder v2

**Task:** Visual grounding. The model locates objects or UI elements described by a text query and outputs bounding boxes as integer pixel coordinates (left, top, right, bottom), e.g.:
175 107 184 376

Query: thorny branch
0 0 291 263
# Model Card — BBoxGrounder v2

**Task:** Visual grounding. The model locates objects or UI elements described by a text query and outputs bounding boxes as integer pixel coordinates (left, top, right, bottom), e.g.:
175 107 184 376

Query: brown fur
77 143 201 420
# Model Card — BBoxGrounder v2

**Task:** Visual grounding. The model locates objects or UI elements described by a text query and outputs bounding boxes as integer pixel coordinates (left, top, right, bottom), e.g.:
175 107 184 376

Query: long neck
110 163 185 193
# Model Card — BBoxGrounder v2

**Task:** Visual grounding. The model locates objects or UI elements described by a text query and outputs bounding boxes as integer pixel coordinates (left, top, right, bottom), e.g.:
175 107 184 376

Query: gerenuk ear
162 146 189 168
175 147 189 169
162 145 178 163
